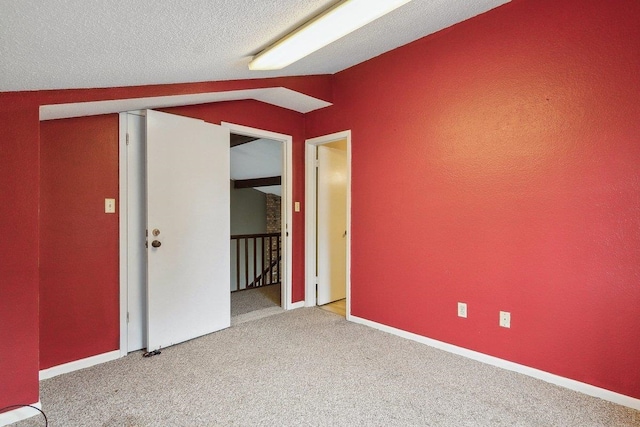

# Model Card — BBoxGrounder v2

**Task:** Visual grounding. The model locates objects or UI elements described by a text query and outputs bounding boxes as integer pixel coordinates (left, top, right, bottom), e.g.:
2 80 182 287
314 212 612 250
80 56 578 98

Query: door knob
151 240 162 248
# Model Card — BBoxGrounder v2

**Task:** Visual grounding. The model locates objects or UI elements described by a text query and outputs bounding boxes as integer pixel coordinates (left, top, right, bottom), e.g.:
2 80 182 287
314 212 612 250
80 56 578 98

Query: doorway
222 122 293 314
118 114 293 355
120 110 230 353
229 133 283 321
305 131 352 319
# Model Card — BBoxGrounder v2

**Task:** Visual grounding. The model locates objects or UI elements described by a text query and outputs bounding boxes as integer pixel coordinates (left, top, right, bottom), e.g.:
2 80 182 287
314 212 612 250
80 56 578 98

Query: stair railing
230 232 281 292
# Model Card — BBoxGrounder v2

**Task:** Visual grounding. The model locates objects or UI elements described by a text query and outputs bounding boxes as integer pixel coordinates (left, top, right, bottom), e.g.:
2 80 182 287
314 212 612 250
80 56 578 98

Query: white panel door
317 145 347 305
146 109 230 351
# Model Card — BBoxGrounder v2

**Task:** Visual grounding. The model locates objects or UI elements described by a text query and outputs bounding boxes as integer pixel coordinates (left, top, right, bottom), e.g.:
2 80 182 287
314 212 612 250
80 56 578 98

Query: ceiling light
249 0 413 71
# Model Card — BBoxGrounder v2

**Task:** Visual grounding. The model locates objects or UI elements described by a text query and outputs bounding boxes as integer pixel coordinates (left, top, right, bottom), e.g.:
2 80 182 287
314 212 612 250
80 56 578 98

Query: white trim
350 315 640 411
39 87 332 121
118 112 129 357
221 122 295 310
39 350 120 381
304 143 317 308
304 131 352 319
289 301 306 310
0 401 42 427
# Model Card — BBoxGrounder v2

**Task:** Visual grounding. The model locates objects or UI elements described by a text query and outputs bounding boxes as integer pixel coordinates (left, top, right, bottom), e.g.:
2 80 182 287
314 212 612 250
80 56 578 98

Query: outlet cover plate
499 311 511 328
458 302 467 318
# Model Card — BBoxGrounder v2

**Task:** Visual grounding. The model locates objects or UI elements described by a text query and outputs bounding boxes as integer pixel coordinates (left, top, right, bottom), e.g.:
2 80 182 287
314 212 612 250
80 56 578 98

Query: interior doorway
118 115 294 355
222 122 293 314
120 110 231 353
229 133 284 320
305 131 351 319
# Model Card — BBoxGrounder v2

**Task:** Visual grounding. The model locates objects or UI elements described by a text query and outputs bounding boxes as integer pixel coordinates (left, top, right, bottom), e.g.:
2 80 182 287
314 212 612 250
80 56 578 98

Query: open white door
146 109 230 351
317 144 348 305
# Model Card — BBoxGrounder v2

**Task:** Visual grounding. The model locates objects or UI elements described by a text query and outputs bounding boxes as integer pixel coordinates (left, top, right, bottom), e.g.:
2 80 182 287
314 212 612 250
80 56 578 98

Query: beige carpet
10 308 639 426
231 284 281 317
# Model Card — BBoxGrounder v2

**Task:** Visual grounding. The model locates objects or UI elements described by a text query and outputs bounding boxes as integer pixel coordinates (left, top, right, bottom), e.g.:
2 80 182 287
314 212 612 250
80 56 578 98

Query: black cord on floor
0 404 48 426
142 349 162 357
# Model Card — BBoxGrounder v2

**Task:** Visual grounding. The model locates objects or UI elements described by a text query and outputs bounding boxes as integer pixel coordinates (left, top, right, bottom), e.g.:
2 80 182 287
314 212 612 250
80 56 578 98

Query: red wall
0 107 40 409
2 0 639 410
306 0 640 398
35 101 307 371
0 76 328 408
39 115 120 369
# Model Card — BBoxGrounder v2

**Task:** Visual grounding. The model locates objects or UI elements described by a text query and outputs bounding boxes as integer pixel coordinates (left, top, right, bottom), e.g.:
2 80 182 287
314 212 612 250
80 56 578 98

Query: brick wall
265 192 282 284
266 193 281 233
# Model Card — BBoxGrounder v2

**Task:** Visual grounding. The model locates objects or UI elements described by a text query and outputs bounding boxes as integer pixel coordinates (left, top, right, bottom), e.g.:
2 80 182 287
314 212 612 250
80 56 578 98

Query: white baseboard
288 301 305 310
350 315 640 411
0 401 42 427
39 350 121 381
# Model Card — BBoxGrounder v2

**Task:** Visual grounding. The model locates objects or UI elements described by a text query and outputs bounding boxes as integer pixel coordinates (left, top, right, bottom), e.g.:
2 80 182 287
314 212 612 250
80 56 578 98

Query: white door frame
119 116 295 356
221 122 294 312
304 131 352 319
118 112 130 356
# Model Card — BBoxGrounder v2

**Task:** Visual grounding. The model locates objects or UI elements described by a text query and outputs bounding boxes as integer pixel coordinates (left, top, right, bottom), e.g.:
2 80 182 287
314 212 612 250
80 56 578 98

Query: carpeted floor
10 308 639 427
230 284 281 317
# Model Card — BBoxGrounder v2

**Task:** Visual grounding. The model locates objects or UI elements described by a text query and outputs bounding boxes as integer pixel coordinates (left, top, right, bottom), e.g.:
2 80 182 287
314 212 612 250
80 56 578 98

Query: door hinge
127 312 130 323
314 159 319 168
126 133 130 145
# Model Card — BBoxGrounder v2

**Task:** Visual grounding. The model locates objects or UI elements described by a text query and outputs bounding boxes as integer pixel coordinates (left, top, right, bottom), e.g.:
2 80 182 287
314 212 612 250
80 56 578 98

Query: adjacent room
1 0 639 425
229 134 285 322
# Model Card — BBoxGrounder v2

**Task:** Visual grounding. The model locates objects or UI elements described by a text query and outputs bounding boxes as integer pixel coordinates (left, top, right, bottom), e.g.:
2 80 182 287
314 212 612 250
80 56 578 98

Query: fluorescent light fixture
249 0 412 70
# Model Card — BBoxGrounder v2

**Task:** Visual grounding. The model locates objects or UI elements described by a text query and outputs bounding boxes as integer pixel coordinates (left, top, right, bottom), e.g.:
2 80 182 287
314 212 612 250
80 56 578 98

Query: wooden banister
230 233 281 292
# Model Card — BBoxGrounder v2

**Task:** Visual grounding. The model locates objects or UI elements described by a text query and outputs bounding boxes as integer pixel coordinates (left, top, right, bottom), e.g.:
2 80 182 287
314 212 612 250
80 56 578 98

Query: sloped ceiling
231 138 283 196
1 0 510 92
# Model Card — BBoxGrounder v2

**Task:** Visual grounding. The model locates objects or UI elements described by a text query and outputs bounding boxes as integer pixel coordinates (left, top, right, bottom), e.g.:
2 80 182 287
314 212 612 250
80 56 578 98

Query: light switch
105 198 116 214
295 201 300 212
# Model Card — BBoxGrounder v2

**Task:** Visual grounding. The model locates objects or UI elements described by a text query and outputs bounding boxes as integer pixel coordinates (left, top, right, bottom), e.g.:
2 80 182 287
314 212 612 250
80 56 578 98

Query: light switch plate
294 201 300 212
105 198 116 214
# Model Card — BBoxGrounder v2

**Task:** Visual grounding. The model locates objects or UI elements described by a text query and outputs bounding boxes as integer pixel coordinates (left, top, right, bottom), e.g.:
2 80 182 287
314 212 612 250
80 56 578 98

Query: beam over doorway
234 176 281 189
230 134 259 147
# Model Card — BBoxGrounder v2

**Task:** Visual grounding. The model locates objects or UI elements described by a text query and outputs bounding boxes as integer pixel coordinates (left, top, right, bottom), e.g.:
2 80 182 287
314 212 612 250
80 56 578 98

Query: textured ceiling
1 0 510 93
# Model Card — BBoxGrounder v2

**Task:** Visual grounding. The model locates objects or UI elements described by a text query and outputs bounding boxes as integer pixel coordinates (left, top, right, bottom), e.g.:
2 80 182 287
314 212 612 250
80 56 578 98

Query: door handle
151 240 162 248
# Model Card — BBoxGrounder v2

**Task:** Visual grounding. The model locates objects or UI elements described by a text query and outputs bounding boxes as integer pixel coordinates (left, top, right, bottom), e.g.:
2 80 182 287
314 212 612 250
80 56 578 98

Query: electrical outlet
499 311 511 328
457 302 467 318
